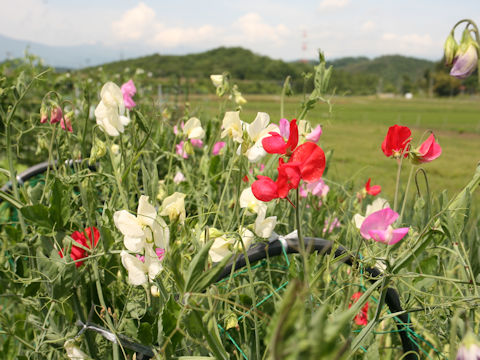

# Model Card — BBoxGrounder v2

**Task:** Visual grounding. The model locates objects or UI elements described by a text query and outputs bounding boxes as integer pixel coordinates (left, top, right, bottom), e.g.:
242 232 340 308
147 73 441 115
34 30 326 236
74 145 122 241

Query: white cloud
381 32 433 47
231 13 290 45
152 25 217 47
361 21 375 32
111 2 156 40
318 0 350 10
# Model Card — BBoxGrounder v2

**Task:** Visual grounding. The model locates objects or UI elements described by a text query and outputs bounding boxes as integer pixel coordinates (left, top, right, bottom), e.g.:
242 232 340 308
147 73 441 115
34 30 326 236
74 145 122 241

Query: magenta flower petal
279 118 290 138
190 139 203 148
369 227 409 245
212 141 226 155
121 79 137 109
306 125 322 143
360 208 398 240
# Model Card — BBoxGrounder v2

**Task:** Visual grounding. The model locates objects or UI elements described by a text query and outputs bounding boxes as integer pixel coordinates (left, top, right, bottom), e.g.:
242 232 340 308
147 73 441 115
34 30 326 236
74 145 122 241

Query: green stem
295 188 309 286
399 165 414 223
5 120 26 233
212 150 237 228
92 261 119 360
105 136 129 209
393 157 404 213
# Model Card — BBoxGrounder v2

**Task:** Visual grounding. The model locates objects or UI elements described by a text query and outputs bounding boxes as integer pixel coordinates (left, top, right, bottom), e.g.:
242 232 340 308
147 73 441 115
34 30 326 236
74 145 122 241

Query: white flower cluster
114 196 169 286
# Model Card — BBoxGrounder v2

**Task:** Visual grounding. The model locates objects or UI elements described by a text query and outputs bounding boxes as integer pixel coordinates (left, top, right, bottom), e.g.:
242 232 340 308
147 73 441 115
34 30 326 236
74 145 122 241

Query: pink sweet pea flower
411 134 442 164
173 121 185 136
155 248 165 261
190 139 204 148
360 208 409 245
121 79 136 110
176 141 188 159
61 114 73 133
173 171 186 184
279 118 290 138
212 141 226 155
306 178 329 198
50 107 63 124
306 125 322 143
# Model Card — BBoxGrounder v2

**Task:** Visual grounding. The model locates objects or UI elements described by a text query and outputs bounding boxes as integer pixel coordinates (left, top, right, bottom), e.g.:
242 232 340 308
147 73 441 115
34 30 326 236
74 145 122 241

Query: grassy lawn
193 94 480 203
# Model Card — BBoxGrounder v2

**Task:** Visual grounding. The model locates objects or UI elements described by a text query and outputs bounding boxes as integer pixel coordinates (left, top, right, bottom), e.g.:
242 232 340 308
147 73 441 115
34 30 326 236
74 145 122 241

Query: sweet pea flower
120 245 164 286
359 208 409 245
323 217 341 234
353 197 391 229
212 141 226 155
381 125 411 158
95 82 130 136
245 112 279 163
50 107 63 124
349 292 369 326
190 139 204 148
240 187 267 215
61 113 73 133
365 178 381 196
456 332 480 360
121 79 136 109
113 195 169 253
279 118 290 138
221 111 243 143
173 171 186 184
183 117 205 140
64 340 88 360
210 74 224 87
176 141 188 159
254 207 277 238
160 192 186 223
451 44 478 79
306 125 322 143
59 227 100 267
410 134 442 164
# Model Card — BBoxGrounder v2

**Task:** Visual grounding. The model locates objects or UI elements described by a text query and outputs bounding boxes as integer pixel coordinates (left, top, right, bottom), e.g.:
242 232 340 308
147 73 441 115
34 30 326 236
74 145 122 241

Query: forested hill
82 47 438 95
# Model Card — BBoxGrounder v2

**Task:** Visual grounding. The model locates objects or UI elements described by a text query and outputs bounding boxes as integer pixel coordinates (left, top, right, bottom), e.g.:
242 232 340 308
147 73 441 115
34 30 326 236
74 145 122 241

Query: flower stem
295 188 309 286
92 261 119 360
398 165 414 223
105 136 129 209
393 157 404 213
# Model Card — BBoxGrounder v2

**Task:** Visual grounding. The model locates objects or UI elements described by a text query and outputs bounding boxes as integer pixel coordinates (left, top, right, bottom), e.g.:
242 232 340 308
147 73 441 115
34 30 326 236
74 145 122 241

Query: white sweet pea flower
245 112 279 163
254 207 277 238
120 246 163 286
95 82 130 136
210 235 234 263
221 111 243 143
160 192 186 223
64 340 88 360
240 187 267 215
114 195 169 253
238 227 255 250
353 197 391 229
183 117 205 140
210 74 224 87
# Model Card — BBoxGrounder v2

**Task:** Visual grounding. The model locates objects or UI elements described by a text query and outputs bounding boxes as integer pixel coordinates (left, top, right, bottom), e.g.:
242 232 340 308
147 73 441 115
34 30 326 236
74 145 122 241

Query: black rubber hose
217 237 419 359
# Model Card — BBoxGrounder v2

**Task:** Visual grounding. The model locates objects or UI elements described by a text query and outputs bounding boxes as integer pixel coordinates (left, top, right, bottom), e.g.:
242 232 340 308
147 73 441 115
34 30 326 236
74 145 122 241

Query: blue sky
1 0 480 61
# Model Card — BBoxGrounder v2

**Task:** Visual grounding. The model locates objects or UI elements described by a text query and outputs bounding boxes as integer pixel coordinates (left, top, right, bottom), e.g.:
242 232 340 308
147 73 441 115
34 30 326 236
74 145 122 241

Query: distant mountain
329 55 434 85
0 34 143 69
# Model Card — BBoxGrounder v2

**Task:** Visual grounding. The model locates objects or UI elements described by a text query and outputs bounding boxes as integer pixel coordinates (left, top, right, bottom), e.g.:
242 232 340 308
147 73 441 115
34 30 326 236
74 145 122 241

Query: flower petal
290 142 326 183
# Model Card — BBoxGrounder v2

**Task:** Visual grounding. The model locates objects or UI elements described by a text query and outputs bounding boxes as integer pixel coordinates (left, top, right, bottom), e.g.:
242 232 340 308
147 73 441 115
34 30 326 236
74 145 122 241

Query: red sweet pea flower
365 178 381 196
381 125 411 158
252 119 326 203
59 227 100 267
289 141 326 183
349 291 369 326
411 134 442 164
262 119 299 155
251 176 279 201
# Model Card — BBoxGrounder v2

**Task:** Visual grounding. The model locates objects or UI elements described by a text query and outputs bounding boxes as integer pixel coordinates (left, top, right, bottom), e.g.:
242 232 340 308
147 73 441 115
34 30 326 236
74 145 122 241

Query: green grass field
192 95 480 203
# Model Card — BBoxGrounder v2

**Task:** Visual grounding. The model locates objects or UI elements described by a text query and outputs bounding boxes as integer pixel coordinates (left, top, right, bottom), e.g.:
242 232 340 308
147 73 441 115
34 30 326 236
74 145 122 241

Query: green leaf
189 253 232 293
183 240 214 293
20 204 53 228
137 323 153 345
0 190 25 209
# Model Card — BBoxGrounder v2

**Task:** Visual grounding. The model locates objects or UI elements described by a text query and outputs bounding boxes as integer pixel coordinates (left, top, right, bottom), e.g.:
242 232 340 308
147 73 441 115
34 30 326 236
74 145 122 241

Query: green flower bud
444 33 458 66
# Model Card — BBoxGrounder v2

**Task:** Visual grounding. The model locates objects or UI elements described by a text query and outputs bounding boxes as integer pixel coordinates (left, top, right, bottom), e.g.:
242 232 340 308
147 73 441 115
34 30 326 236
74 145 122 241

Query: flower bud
89 138 107 165
183 141 194 156
150 285 160 297
450 29 479 79
40 103 48 124
409 134 442 164
444 33 458 66
456 332 480 360
50 106 63 124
